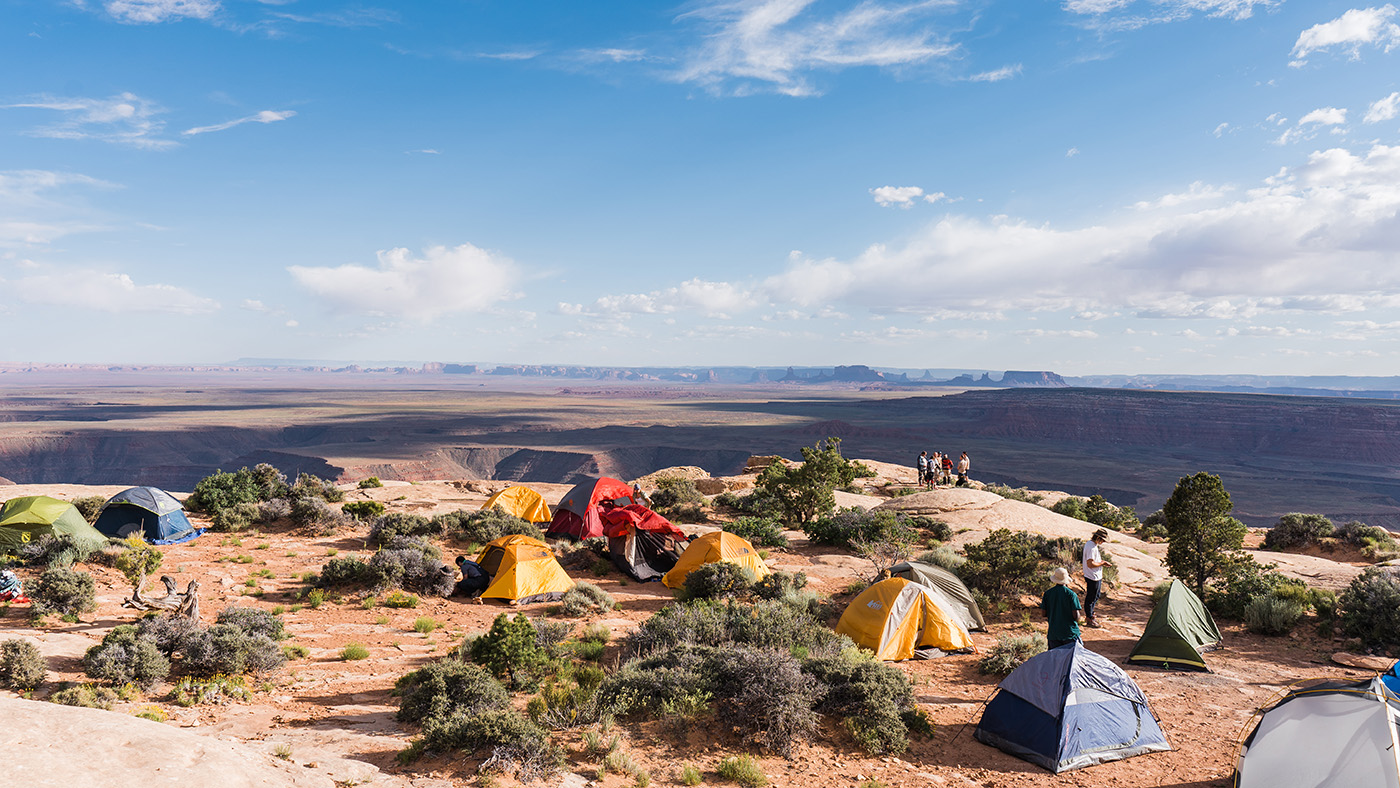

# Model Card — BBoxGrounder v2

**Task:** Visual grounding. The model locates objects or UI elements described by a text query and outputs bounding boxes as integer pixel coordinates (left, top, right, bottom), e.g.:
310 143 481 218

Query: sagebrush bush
722 517 789 548
806 649 921 755
413 708 563 780
358 476 384 488
0 638 47 690
70 496 107 524
216 605 286 642
1243 595 1308 635
1205 556 1303 620
319 556 378 587
342 500 386 522
958 529 1054 601
978 633 1046 675
395 658 510 724
367 513 437 547
681 562 756 601
370 547 454 597
1339 567 1400 648
187 464 288 515
1262 513 1335 551
211 502 261 532
534 618 574 658
136 614 203 656
181 623 286 677
651 478 705 511
30 566 97 619
291 473 345 503
290 497 349 532
708 646 821 757
18 533 101 569
802 508 920 550
915 545 966 572
257 498 292 523
83 625 171 688
625 599 841 657
560 582 616 617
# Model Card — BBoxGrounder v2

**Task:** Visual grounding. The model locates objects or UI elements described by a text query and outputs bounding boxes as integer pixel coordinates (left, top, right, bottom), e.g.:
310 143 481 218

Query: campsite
0 455 1391 788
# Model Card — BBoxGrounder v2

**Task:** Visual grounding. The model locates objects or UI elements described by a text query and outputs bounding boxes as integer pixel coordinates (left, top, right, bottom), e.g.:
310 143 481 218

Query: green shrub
625 599 840 657
342 500 386 522
716 755 767 788
432 508 543 545
1310 587 1338 622
30 566 97 619
367 513 437 547
527 663 606 729
341 643 370 661
1243 595 1308 635
395 658 510 724
680 764 702 786
0 639 47 690
958 529 1053 601
187 464 288 515
977 633 1046 676
358 477 384 488
1136 510 1168 541
70 496 107 524
319 556 377 586
384 590 420 608
282 644 310 659
1263 513 1335 550
1339 567 1400 649
469 613 550 689
680 562 756 601
560 582 617 617
1051 496 1087 521
806 649 921 754
915 545 965 572
182 624 286 677
755 438 873 526
803 508 921 550
210 501 260 532
1150 581 1173 607
651 477 705 511
574 641 606 661
413 708 563 781
722 517 789 548
216 605 286 641
751 570 812 607
1205 556 1302 620
83 625 170 688
50 683 118 710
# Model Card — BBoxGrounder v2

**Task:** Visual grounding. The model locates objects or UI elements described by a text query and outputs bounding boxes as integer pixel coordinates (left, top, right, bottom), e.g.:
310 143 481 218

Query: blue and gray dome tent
94 487 201 545
975 640 1171 773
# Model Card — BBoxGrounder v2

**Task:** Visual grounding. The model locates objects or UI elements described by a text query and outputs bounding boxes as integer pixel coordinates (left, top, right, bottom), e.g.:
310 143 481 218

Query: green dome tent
0 496 109 553
1125 579 1222 672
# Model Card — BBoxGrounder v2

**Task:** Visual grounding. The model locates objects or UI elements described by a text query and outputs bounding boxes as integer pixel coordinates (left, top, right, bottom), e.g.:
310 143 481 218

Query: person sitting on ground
1041 566 1082 649
454 555 490 599
1082 528 1109 628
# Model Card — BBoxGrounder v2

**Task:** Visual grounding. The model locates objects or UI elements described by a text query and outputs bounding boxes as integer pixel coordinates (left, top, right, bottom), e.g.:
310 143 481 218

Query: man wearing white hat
1040 566 1082 649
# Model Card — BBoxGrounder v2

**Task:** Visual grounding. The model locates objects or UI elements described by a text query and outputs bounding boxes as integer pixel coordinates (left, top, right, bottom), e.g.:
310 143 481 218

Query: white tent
1236 677 1400 788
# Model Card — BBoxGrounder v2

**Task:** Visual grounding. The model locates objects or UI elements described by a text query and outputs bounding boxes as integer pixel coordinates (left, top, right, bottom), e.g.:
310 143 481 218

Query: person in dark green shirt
1041 567 1082 649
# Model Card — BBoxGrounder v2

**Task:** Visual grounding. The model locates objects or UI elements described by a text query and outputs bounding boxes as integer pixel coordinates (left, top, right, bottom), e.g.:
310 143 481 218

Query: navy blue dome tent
94 486 201 544
975 641 1170 773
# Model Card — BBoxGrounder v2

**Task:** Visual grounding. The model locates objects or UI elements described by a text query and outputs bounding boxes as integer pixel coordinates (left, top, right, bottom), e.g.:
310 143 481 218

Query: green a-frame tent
1126 579 1222 672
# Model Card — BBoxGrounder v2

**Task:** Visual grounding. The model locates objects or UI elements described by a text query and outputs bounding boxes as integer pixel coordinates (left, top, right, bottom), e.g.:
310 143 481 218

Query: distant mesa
944 370 1068 388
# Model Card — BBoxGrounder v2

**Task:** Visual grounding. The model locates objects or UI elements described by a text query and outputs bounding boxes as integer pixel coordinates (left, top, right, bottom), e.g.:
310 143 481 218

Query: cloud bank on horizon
4 0 1400 373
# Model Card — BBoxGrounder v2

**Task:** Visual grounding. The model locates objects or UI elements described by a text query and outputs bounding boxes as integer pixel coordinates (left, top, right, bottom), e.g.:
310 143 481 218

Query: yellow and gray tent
475 534 574 604
482 486 552 524
888 560 986 631
836 577 975 660
0 496 108 553
662 531 770 589
1125 579 1222 671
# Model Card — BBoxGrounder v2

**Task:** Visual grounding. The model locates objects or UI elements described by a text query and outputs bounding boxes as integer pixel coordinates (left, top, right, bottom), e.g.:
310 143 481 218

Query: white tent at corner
1236 676 1400 788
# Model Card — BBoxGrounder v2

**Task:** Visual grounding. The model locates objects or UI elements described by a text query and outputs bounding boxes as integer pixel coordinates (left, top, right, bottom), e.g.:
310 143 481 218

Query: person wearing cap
1041 567 1082 649
1082 529 1109 627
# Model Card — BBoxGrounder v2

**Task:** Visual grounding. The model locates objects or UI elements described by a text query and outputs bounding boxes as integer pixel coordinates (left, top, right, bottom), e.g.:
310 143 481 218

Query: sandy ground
0 473 1383 788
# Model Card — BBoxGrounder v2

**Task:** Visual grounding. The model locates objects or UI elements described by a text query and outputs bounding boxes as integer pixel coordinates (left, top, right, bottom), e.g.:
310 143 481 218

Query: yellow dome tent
482 486 552 524
475 534 574 604
836 577 974 660
662 531 770 589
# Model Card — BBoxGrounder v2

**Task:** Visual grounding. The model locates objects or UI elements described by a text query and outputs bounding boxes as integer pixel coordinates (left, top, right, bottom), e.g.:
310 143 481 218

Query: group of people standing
1041 528 1110 648
916 450 970 489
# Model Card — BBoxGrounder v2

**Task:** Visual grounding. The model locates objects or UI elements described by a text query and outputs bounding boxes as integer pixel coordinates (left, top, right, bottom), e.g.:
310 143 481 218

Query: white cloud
578 48 649 63
105 0 220 24
182 109 295 136
753 143 1400 322
923 191 948 204
1066 0 1278 30
674 0 958 97
289 243 520 320
1213 122 1230 137
4 93 173 149
4 270 218 313
407 148 441 155
1066 147 1080 157
968 64 1022 82
0 170 114 247
870 185 926 208
1365 91 1400 123
1290 5 1400 65
1133 181 1230 209
594 279 759 317
1015 328 1099 338
476 50 542 61
1275 107 1349 144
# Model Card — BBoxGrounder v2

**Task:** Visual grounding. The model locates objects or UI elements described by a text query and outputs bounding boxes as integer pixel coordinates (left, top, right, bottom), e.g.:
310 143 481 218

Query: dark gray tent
94 486 200 544
888 560 985 631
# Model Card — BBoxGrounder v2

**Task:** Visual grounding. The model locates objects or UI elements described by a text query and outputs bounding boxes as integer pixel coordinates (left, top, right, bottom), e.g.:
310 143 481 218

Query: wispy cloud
1290 5 1400 66
289 243 520 320
870 185 949 207
1065 0 1279 32
577 48 650 63
476 50 543 61
3 269 218 314
673 0 958 97
4 92 173 149
104 0 220 24
593 279 759 317
0 170 114 247
1274 106 1348 144
968 64 1022 82
182 109 296 136
1365 91 1400 123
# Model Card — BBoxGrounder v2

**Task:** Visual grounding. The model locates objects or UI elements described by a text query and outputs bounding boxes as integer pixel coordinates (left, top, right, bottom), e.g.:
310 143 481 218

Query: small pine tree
756 438 872 526
470 613 548 690
1162 472 1247 599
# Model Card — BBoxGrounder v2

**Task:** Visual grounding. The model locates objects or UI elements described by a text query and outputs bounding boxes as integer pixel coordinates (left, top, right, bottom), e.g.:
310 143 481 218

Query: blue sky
4 0 1400 374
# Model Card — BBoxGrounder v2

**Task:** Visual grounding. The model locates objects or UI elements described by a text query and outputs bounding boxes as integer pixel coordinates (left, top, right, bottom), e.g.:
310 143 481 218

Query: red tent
546 476 636 540
600 504 688 581
600 504 687 541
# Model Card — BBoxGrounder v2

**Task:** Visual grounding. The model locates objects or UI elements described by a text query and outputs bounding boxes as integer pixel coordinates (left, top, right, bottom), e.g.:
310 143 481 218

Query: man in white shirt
1082 528 1109 628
